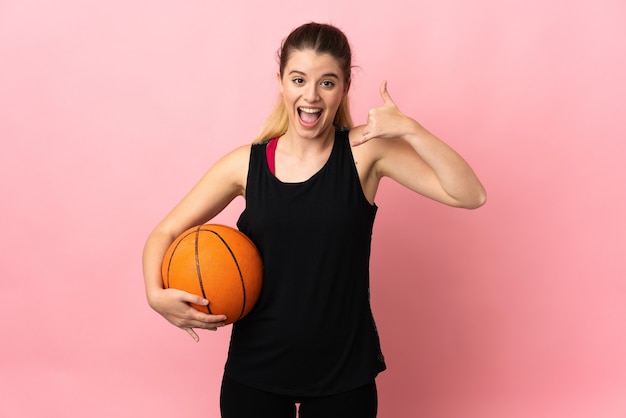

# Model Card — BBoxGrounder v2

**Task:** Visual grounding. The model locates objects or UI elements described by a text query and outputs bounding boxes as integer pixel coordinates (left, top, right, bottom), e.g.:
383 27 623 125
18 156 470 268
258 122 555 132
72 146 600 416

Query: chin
296 121 334 139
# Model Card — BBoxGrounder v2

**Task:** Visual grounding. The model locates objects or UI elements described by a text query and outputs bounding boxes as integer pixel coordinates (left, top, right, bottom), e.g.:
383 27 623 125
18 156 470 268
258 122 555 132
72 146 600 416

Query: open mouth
298 107 322 125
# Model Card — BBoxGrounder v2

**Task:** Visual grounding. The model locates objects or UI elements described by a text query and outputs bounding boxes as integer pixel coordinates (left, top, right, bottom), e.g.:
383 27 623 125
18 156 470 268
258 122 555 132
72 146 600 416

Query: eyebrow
288 70 340 79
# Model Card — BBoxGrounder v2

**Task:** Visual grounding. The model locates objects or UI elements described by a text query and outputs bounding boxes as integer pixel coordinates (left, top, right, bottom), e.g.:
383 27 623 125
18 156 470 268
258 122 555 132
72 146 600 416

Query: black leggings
220 375 378 418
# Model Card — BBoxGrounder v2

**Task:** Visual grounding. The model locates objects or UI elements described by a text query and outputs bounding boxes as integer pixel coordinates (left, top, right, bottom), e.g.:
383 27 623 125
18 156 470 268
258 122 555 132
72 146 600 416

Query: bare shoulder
212 143 252 171
348 125 380 158
347 126 389 202
348 125 398 171
348 125 432 203
223 143 253 162
220 144 252 170
155 143 254 231
182 143 252 205
209 143 252 192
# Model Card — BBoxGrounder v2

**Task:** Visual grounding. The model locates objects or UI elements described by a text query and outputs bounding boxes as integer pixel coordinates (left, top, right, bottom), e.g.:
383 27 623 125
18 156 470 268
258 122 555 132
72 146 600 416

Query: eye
292 77 305 85
321 80 336 88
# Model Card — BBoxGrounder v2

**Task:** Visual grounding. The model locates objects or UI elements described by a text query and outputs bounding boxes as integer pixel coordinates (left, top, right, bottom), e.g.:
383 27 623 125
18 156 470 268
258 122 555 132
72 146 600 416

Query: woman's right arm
142 144 251 341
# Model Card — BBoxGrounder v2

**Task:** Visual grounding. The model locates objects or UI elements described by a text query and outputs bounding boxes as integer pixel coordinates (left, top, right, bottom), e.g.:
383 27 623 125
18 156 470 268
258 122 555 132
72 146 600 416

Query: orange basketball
161 224 263 325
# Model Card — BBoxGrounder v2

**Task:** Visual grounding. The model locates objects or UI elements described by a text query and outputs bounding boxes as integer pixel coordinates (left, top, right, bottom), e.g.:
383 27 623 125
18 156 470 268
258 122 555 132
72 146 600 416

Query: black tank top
226 128 386 396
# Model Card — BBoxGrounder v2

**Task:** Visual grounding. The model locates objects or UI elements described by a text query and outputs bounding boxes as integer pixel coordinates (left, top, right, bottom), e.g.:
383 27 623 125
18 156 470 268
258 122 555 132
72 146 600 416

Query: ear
344 79 351 96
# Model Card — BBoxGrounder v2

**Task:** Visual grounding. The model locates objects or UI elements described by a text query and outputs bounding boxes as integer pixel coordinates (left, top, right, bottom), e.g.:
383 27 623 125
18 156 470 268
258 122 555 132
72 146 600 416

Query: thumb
379 80 396 106
180 290 208 307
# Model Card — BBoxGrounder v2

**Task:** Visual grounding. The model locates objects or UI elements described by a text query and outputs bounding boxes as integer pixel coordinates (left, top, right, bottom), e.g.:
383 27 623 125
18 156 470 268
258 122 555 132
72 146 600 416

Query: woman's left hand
353 81 420 146
349 80 486 209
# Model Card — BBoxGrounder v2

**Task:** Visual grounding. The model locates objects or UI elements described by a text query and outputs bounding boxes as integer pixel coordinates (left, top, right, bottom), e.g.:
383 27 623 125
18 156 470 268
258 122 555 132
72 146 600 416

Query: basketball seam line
194 226 211 314
207 229 247 321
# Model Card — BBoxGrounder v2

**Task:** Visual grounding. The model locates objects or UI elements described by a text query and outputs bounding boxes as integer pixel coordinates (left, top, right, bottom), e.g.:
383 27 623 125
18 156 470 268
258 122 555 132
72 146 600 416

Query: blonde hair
252 22 354 143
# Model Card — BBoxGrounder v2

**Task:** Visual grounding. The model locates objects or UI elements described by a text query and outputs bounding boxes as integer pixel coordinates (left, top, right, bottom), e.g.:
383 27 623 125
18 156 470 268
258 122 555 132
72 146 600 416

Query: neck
280 126 335 157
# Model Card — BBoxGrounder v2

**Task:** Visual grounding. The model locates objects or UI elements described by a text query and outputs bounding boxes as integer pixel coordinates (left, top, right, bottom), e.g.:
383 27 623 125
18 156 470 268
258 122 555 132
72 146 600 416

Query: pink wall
1 1 625 417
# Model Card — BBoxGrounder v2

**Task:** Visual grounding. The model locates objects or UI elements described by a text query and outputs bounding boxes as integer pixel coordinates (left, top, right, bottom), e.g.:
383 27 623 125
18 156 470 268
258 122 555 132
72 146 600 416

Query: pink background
1 1 625 417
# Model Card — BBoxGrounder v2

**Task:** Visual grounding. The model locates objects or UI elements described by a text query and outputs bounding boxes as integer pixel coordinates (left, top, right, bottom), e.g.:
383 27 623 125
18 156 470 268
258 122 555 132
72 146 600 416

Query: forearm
403 121 486 208
142 228 174 305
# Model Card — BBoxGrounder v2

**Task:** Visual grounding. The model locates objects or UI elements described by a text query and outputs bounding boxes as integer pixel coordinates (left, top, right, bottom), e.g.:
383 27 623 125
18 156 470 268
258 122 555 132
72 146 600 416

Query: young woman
143 22 486 418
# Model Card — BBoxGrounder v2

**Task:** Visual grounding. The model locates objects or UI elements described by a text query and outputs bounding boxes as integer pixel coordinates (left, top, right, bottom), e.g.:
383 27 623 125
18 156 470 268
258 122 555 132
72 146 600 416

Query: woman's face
279 48 347 141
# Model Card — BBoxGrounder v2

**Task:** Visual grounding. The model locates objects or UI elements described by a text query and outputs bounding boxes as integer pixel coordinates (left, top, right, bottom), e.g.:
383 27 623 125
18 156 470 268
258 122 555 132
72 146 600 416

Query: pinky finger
185 328 200 342
351 136 366 147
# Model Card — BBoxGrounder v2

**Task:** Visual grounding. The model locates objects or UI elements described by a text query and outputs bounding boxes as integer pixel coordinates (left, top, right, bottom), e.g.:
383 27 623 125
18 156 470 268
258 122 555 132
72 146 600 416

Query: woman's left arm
351 81 486 209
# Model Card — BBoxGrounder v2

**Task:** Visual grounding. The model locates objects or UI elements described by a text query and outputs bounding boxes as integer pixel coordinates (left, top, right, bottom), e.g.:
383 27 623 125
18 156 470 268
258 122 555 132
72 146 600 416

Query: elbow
449 184 486 209
462 187 487 209
466 194 487 209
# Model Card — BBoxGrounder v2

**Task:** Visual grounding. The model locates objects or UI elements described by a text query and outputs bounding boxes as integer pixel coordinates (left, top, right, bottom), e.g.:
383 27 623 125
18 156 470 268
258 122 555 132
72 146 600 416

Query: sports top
225 127 386 396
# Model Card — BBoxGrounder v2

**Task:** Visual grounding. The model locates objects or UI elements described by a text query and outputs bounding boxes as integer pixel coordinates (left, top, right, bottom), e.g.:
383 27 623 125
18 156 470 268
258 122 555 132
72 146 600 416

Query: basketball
161 224 263 325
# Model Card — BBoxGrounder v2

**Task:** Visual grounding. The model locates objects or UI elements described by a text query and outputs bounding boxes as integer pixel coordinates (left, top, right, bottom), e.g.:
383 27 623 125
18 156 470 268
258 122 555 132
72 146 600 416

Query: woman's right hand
142 145 251 341
148 288 228 342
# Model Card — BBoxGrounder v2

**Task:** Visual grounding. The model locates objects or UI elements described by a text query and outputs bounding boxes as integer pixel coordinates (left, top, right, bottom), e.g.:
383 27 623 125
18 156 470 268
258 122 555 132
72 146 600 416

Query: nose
303 83 320 102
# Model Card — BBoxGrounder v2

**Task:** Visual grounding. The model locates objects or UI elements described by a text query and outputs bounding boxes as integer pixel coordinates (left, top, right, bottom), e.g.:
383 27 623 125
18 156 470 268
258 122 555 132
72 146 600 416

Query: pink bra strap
266 137 279 175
